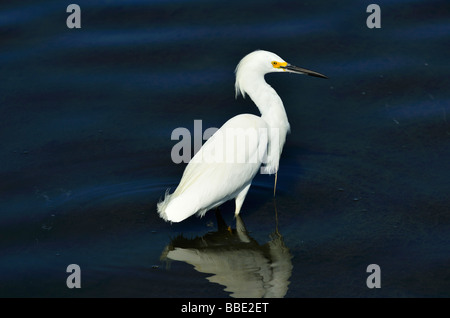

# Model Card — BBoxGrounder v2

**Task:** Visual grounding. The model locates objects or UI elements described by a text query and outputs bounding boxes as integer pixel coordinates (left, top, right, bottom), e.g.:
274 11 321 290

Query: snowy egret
158 50 327 222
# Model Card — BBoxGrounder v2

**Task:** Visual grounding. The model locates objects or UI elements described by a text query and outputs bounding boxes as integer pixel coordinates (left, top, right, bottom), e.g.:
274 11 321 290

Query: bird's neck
245 78 290 132
245 78 291 174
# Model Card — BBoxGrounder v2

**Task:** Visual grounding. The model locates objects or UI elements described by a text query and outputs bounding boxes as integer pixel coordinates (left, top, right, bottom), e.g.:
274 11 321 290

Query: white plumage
158 50 327 222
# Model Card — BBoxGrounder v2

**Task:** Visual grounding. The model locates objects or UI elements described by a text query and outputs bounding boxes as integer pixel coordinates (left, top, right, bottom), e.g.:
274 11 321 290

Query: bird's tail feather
157 189 198 223
157 189 172 222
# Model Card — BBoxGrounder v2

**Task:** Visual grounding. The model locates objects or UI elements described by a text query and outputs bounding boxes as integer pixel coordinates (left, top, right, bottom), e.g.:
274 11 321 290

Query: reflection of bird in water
158 50 327 222
160 210 293 298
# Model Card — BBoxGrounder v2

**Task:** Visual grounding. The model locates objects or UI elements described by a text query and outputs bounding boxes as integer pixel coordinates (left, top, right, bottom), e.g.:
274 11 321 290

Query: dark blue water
1 0 449 297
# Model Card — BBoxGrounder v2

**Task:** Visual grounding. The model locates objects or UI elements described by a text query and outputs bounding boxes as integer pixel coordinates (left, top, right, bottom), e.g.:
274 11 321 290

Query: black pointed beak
281 64 328 79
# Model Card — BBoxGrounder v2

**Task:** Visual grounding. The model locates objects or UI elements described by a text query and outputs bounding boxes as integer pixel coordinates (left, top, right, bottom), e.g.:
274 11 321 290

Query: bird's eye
272 61 277 65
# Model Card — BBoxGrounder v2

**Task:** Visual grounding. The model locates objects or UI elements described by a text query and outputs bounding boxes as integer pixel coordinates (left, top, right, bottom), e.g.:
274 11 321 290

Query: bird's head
235 50 327 98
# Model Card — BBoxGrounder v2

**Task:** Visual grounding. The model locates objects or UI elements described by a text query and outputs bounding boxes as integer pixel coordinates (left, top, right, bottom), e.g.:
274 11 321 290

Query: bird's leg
273 172 278 197
234 184 251 216
215 209 228 232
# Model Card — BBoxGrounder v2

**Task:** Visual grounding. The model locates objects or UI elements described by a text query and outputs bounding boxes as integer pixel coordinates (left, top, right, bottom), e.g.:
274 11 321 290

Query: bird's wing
163 114 268 222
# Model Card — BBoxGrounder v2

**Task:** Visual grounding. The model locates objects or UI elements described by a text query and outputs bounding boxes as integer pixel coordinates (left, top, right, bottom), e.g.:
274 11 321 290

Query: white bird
158 50 327 223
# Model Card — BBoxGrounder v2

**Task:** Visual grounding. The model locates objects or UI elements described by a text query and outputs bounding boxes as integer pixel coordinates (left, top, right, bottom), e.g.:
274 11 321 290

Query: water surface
1 0 449 297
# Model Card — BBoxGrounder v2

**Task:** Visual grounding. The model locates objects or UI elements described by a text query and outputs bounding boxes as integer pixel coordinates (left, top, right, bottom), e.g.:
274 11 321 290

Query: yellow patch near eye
272 61 288 69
